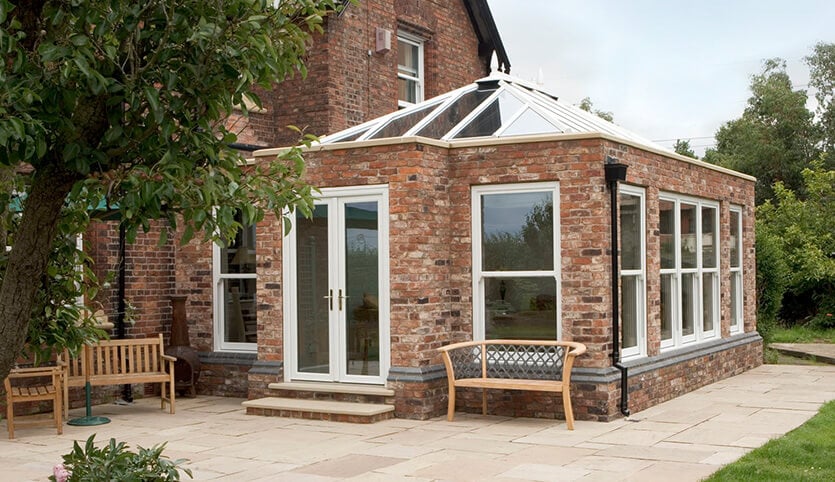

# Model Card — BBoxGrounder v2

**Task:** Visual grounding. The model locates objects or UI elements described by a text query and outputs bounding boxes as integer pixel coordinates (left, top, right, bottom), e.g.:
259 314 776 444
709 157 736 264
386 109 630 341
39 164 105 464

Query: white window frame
397 33 424 108
659 194 719 350
729 206 743 334
619 185 646 360
212 221 258 353
471 182 561 341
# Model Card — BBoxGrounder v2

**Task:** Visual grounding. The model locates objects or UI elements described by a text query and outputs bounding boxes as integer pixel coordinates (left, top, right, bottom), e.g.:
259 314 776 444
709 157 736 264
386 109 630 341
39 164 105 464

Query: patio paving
770 342 835 364
2 363 834 481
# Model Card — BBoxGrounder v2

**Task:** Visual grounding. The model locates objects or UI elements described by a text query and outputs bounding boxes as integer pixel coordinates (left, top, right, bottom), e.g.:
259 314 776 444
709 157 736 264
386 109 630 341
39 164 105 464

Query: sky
486 0 835 156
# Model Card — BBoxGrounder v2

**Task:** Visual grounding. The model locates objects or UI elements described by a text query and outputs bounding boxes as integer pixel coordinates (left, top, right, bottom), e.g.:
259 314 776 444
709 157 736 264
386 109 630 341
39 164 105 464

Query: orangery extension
174 74 759 422
84 74 760 423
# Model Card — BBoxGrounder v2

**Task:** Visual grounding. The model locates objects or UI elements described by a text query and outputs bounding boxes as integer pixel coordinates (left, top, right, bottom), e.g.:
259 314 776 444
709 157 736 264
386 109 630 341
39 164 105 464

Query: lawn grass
705 400 835 482
769 325 835 344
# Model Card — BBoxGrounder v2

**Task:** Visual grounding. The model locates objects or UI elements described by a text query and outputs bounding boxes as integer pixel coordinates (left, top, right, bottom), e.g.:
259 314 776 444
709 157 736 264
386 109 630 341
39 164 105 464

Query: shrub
755 229 789 343
756 162 835 330
49 434 192 482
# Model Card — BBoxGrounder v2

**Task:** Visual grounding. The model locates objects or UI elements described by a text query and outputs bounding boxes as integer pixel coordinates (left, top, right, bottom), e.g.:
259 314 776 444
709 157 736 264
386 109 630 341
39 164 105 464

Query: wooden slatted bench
61 334 176 418
438 340 586 429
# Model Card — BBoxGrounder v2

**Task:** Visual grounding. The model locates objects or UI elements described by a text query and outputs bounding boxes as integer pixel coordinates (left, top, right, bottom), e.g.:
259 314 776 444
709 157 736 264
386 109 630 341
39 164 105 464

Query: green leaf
144 86 163 124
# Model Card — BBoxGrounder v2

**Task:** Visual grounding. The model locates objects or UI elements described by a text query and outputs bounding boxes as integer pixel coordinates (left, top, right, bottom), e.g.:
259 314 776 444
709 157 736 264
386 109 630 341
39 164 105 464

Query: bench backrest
64 334 167 379
438 340 586 382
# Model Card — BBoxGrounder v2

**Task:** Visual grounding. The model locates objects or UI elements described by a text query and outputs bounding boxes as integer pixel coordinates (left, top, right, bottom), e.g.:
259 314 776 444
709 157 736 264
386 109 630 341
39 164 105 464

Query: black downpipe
117 222 132 402
604 159 630 417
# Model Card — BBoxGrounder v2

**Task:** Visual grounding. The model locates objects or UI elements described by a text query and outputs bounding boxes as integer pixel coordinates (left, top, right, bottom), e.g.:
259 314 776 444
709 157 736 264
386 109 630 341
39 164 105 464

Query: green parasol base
68 380 110 426
67 415 110 426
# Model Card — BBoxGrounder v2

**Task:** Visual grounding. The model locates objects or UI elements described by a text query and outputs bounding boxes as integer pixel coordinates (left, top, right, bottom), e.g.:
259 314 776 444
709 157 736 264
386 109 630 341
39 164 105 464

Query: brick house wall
225 0 491 151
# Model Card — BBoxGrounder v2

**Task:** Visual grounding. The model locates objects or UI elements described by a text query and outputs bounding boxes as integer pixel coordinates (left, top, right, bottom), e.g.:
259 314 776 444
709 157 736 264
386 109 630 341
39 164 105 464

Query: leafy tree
806 42 835 159
756 161 835 327
0 0 340 382
704 59 819 204
673 139 696 159
578 97 614 122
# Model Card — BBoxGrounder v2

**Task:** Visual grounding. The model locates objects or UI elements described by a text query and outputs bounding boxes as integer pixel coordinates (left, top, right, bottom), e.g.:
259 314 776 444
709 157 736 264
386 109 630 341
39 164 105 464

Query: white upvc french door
284 185 389 384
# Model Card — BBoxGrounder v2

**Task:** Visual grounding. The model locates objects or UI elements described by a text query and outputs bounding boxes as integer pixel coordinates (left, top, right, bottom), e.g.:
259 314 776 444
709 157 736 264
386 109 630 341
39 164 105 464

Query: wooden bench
61 334 176 419
438 340 586 429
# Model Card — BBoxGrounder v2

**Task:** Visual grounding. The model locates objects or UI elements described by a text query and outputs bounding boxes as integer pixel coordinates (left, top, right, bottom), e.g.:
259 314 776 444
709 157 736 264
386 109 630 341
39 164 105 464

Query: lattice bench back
447 343 567 381
438 339 587 428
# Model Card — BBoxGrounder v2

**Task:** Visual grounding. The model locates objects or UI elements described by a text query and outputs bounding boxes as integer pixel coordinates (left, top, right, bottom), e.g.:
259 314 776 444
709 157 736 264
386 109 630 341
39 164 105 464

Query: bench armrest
161 354 177 363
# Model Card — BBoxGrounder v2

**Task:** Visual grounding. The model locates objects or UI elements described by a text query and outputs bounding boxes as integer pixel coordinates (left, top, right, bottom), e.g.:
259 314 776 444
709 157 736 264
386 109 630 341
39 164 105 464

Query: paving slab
770 343 835 364
1 363 833 481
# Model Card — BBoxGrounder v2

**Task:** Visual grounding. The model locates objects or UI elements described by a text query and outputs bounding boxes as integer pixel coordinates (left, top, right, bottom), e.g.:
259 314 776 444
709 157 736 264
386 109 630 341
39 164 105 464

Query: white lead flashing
251 133 756 182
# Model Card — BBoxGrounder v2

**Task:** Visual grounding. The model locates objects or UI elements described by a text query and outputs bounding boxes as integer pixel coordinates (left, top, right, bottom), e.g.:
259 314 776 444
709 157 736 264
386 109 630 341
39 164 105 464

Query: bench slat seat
77 373 171 386
453 378 566 393
438 340 586 430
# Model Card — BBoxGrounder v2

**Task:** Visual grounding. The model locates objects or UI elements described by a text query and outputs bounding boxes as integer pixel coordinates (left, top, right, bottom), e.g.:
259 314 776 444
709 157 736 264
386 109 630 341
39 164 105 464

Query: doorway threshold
267 381 394 397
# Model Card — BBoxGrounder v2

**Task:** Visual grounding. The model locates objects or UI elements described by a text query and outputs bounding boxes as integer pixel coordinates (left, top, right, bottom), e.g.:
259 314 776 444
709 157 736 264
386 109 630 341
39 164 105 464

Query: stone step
243 397 395 423
265 381 395 405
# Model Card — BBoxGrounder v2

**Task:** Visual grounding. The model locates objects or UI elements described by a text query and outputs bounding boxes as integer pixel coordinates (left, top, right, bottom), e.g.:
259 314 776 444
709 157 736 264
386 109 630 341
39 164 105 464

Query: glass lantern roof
318 73 663 149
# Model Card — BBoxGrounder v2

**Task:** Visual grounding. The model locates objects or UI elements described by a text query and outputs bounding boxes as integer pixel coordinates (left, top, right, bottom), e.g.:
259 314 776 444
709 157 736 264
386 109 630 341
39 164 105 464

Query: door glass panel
484 277 557 340
296 205 331 374
344 202 380 376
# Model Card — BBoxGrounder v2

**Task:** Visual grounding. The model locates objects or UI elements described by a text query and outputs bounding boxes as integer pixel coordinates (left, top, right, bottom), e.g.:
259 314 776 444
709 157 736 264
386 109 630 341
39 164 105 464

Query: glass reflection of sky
482 192 552 238
346 202 379 251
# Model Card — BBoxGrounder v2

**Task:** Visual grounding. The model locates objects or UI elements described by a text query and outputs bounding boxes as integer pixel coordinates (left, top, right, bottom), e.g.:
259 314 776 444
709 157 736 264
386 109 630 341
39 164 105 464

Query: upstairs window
397 34 423 108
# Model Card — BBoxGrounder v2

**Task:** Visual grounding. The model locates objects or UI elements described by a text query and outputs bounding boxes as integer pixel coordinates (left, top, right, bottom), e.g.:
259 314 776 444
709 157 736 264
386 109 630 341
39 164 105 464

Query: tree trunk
0 165 80 382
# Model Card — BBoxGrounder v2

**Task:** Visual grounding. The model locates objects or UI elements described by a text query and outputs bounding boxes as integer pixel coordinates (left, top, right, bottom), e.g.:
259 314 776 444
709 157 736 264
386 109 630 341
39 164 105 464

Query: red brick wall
86 220 176 340
226 0 490 149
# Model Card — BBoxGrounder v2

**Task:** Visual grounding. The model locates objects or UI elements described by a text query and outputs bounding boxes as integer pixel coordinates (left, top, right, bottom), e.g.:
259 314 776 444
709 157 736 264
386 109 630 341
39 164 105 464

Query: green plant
49 434 192 482
754 228 789 343
762 346 780 364
770 324 835 344
753 161 835 337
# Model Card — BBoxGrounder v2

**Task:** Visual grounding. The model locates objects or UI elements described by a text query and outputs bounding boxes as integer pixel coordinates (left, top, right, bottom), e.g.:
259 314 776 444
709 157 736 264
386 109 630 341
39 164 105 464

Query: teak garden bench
61 334 176 419
438 340 587 430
